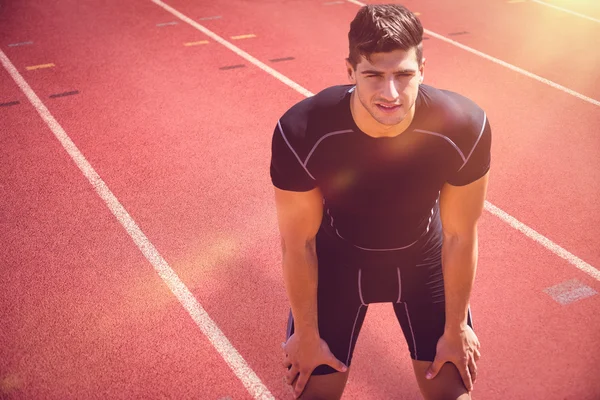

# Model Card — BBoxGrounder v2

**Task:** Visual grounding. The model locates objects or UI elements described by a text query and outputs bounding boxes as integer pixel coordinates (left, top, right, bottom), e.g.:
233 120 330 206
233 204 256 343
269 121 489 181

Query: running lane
0 1 275 399
396 0 600 100
537 0 600 19
2 0 599 399
149 0 600 398
0 68 253 399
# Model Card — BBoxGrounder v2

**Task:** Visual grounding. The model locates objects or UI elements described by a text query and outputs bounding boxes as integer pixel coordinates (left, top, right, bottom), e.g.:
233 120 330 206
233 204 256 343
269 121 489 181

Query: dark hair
347 4 424 69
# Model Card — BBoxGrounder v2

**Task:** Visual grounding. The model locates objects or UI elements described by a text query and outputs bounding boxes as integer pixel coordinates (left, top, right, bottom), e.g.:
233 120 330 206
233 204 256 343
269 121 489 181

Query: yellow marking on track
414 12 421 16
231 34 256 40
184 40 209 46
25 63 55 71
507 0 526 3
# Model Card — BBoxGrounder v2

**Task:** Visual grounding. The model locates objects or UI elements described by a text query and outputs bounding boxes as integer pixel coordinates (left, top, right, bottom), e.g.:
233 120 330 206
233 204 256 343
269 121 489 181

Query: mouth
376 103 402 113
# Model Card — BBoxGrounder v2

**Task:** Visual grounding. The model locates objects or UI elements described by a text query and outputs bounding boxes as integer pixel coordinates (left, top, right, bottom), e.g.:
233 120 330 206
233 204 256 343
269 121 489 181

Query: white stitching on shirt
277 121 354 180
327 208 335 228
403 303 418 359
396 267 402 303
277 120 316 180
346 304 365 365
358 268 366 305
459 112 487 171
414 129 466 162
333 195 438 252
336 227 420 251
304 130 353 165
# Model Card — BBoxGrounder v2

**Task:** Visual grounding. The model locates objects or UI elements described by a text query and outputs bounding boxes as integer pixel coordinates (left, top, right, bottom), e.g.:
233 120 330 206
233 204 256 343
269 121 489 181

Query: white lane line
198 15 222 21
531 0 600 24
156 21 178 27
0 49 275 400
346 0 600 107
149 0 600 283
8 41 34 47
151 0 312 98
422 30 600 107
484 202 600 281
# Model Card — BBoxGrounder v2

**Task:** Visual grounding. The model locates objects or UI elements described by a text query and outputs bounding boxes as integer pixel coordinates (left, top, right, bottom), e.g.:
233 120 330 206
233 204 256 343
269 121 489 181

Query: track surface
1 0 599 399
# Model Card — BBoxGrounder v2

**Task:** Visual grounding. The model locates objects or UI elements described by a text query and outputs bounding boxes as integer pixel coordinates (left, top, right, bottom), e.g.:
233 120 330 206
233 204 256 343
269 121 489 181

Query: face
347 48 424 129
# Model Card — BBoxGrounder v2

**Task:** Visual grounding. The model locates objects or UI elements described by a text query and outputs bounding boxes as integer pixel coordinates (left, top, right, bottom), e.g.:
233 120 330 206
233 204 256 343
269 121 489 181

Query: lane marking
183 40 209 46
151 0 312 97
199 15 222 21
156 21 178 26
507 0 526 3
346 0 369 6
531 0 600 24
1 47 274 400
8 41 34 47
49 90 80 99
219 64 246 70
484 202 600 281
150 0 600 284
324 1 344 5
26 63 55 71
270 56 295 63
231 34 256 40
544 279 598 305
0 374 22 393
414 12 421 16
346 0 600 107
448 31 470 36
0 100 20 107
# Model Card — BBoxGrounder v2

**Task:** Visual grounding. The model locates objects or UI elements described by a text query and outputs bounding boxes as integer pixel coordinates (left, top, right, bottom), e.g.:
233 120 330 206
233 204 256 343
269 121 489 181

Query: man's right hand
281 332 348 398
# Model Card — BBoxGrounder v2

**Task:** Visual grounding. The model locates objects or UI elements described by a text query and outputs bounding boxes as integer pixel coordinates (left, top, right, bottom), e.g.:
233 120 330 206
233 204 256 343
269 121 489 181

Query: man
270 4 490 400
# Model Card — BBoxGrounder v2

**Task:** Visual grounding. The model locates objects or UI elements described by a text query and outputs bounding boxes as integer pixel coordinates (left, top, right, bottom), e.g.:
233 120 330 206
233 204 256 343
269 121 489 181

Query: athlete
271 4 490 400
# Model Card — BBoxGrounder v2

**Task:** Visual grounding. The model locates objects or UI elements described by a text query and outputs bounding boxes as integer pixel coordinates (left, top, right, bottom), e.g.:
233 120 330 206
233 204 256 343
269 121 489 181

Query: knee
298 388 343 400
295 370 348 400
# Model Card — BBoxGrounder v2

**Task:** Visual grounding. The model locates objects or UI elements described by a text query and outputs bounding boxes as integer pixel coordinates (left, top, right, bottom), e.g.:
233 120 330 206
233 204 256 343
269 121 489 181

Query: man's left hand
425 326 481 392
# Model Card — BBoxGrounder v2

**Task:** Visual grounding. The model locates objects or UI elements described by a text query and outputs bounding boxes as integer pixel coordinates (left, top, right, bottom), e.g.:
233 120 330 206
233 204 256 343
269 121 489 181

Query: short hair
347 4 424 69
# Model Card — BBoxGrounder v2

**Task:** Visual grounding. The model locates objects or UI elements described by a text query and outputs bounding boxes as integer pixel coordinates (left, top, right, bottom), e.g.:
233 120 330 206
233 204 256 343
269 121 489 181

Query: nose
380 77 400 101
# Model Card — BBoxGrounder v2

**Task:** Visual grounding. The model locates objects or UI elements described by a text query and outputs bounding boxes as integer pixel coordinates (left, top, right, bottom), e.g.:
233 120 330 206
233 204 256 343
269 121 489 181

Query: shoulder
416 85 489 149
277 85 354 143
419 85 487 131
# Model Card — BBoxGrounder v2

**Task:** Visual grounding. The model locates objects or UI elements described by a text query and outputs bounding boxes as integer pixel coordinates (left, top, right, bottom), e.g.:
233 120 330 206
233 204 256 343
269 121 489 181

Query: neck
350 90 416 138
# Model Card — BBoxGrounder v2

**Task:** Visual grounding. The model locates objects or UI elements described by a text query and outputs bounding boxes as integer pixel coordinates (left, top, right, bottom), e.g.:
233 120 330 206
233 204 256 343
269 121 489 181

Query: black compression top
270 84 491 252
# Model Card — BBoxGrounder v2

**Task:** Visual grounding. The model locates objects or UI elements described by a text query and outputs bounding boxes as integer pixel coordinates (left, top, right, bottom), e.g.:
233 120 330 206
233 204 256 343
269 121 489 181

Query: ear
419 57 426 83
345 59 356 84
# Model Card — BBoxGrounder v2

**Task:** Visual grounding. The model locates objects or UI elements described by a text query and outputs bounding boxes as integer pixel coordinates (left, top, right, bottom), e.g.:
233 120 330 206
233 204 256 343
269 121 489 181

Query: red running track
1 0 599 399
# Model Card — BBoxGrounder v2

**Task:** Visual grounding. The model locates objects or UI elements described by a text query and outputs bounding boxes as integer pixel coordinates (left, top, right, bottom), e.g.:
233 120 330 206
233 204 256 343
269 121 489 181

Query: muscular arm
274 186 323 337
439 171 489 332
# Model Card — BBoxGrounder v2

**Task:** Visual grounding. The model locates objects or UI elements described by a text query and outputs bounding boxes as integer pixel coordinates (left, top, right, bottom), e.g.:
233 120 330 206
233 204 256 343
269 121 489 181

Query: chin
378 117 406 126
372 109 407 126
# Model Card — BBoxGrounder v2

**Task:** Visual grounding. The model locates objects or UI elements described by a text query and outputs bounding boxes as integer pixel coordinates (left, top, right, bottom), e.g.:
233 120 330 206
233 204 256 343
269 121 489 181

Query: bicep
273 186 323 248
439 171 489 238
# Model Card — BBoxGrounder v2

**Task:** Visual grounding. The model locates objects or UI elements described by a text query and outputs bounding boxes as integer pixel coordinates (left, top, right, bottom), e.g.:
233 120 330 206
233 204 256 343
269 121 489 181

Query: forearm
442 230 478 332
282 237 319 337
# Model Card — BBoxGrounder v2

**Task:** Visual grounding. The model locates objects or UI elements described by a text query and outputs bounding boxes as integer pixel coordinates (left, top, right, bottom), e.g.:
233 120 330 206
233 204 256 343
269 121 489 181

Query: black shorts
285 226 474 376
